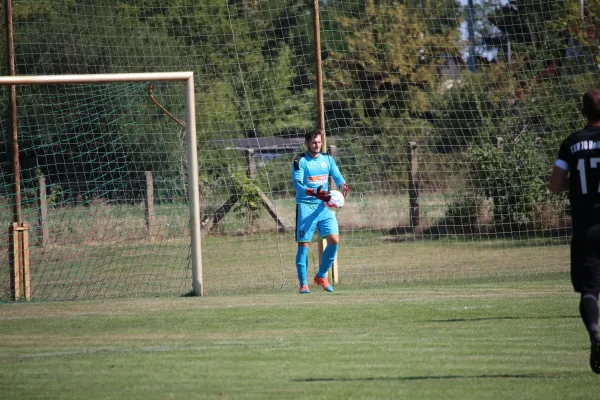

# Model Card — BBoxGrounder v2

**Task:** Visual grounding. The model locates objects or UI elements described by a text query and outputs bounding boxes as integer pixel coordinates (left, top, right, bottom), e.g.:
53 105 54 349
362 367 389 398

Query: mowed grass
1 277 598 399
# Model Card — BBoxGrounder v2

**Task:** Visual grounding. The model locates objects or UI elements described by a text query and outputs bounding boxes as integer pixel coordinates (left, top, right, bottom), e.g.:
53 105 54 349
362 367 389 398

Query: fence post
145 171 155 240
407 141 420 230
37 176 49 246
496 137 504 151
327 145 337 188
326 144 339 283
244 149 256 179
9 222 30 301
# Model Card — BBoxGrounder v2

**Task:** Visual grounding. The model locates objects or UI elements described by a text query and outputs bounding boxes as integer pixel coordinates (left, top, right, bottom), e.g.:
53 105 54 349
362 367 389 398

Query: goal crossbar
0 72 194 85
0 72 204 296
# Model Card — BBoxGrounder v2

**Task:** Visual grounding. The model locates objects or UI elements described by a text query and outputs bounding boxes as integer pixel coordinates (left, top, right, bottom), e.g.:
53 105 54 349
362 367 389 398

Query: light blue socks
317 244 338 278
296 246 309 286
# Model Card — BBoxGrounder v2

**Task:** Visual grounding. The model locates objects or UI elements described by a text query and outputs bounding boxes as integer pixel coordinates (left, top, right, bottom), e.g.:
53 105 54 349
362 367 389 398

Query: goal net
0 73 201 300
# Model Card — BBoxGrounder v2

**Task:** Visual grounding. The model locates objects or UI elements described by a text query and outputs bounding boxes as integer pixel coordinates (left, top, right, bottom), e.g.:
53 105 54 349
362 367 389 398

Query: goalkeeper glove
306 186 331 202
340 183 350 198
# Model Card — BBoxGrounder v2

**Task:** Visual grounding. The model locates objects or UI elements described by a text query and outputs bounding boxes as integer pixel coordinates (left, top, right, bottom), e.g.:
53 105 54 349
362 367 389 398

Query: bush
468 134 550 229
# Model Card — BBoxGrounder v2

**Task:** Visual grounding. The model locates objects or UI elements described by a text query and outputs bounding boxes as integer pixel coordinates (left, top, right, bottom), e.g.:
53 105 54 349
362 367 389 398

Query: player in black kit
550 88 600 374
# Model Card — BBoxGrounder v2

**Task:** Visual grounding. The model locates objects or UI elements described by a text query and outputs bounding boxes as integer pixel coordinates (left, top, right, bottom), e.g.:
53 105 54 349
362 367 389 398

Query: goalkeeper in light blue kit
292 129 349 293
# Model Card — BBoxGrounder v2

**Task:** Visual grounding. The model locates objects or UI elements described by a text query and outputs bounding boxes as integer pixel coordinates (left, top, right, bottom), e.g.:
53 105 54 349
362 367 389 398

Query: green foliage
196 81 241 136
227 170 264 226
13 1 186 75
325 0 460 125
255 155 296 198
332 118 431 193
490 0 600 80
468 134 550 228
405 0 462 34
429 65 519 151
235 43 315 136
230 170 262 213
139 0 314 137
442 192 486 234
517 75 598 153
440 63 593 231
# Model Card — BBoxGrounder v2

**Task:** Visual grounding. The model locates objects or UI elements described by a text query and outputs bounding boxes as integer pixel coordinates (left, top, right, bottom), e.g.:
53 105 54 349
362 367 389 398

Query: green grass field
1 276 598 399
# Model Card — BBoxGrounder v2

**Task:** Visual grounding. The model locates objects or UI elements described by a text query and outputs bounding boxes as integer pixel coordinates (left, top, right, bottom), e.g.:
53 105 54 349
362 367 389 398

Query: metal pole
184 75 204 296
466 0 476 72
0 72 194 85
5 0 21 224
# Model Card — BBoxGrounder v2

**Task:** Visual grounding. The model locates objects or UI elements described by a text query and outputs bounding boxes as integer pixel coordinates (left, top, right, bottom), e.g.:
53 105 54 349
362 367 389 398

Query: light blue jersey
292 152 346 205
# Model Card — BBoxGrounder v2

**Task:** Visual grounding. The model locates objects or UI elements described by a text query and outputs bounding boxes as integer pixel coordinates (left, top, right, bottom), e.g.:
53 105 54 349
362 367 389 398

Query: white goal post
0 72 204 296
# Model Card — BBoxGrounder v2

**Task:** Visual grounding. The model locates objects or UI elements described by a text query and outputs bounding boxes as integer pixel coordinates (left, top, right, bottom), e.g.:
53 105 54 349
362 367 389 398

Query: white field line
12 342 288 359
0 289 571 320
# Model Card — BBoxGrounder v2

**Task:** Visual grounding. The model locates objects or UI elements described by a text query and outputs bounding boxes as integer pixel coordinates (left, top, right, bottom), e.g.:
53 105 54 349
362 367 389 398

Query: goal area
0 73 203 300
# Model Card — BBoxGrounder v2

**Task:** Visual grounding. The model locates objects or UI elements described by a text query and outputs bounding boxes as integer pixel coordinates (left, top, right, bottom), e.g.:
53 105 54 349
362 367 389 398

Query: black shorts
570 226 600 293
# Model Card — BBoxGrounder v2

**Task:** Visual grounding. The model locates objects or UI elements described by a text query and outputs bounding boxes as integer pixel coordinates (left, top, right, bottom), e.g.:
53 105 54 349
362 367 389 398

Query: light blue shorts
295 203 339 242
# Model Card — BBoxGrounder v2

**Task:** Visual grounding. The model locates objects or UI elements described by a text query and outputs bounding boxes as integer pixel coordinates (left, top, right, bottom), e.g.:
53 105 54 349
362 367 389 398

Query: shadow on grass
422 315 578 323
294 373 558 382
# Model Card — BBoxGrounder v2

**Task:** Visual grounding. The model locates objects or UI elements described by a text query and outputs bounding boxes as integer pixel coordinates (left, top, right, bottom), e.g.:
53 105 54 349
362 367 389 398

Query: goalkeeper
291 129 349 293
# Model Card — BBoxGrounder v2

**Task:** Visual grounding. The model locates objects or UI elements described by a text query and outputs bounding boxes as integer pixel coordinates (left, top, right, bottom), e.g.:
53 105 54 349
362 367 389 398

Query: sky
457 0 510 62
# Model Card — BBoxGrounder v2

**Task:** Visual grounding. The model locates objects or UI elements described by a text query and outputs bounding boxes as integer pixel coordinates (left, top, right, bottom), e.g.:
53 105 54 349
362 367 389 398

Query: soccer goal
0 72 203 300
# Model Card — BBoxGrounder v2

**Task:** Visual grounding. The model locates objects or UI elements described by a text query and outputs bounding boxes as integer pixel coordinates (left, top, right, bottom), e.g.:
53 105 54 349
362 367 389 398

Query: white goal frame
0 72 204 296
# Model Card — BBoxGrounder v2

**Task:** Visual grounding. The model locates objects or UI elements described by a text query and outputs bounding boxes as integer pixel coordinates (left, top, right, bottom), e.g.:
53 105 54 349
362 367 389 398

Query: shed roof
212 136 304 152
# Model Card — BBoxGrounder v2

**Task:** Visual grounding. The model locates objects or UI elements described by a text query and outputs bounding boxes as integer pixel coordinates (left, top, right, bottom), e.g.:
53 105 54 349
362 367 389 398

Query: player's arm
292 157 310 194
549 164 569 193
329 155 350 197
292 166 307 193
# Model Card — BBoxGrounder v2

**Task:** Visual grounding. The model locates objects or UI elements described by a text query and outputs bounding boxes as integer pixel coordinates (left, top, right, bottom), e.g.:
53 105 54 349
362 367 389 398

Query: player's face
306 135 322 157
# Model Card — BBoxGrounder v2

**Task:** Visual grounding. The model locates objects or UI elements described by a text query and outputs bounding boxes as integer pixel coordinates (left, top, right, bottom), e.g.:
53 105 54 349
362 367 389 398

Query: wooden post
496 137 504 151
327 145 337 188
38 176 49 246
243 149 257 232
22 223 30 300
407 141 420 231
326 144 339 284
9 222 30 301
200 194 238 235
244 149 256 179
8 223 20 300
318 237 324 278
145 171 155 240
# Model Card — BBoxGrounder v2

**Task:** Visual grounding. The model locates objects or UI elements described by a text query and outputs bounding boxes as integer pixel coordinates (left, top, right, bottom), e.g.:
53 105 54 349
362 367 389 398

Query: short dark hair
305 129 322 143
582 88 600 121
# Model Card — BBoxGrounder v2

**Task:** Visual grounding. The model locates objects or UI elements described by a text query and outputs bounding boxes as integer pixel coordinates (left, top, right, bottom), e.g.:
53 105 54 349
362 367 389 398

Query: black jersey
556 125 600 232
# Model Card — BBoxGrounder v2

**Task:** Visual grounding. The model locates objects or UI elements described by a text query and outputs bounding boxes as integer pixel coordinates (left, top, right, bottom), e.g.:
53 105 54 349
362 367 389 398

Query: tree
489 0 600 79
5 1 194 200
139 0 314 137
429 64 519 151
324 0 460 129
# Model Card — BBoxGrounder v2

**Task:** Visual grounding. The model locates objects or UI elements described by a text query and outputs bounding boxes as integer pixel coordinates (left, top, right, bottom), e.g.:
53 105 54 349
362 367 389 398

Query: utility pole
466 0 476 72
